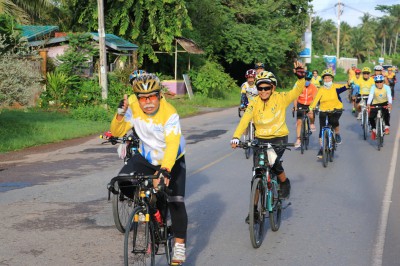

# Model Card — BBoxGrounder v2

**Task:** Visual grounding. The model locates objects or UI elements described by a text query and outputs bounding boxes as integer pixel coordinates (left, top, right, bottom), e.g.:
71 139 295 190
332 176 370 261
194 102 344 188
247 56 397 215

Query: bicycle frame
321 114 335 151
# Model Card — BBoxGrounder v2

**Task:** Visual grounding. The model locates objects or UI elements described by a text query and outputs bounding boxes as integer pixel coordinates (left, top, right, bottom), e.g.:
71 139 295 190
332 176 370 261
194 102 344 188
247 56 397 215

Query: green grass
0 109 109 153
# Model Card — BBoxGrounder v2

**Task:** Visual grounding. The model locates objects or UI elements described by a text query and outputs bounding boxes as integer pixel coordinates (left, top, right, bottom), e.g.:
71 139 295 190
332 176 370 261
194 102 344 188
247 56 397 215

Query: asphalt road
0 80 399 266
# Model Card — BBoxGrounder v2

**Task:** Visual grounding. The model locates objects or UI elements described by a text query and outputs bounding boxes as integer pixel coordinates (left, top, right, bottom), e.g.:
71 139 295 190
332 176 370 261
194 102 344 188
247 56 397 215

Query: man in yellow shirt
353 67 375 120
111 73 188 265
309 69 350 158
385 67 397 99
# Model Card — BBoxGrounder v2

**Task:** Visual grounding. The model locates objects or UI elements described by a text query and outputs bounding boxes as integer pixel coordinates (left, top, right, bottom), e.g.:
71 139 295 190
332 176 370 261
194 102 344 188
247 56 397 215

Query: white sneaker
294 139 301 149
357 113 362 120
171 243 186 265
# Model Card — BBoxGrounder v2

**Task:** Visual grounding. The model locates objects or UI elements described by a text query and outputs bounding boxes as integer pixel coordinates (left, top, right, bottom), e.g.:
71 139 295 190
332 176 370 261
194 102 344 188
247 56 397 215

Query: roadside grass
0 109 109 153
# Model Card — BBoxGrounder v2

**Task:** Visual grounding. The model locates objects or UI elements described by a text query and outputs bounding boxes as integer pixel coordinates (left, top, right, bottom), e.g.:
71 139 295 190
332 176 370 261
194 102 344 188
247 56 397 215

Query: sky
311 0 398 27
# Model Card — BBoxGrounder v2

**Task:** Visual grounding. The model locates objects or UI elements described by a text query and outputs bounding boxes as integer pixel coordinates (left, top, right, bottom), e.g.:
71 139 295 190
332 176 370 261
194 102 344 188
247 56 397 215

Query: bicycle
320 109 342 168
370 105 389 151
358 96 370 140
238 140 293 248
238 106 255 159
294 106 312 154
102 130 141 233
108 173 174 266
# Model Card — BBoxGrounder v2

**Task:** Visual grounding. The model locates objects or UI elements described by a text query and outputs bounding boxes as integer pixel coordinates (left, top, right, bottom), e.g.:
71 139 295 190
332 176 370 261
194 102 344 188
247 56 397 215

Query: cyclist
293 71 318 148
240 69 258 109
254 62 265 74
367 75 392 138
352 67 374 120
349 68 362 113
311 70 322 88
348 64 357 81
309 69 350 158
230 61 307 209
111 73 188 265
384 67 397 99
372 65 384 78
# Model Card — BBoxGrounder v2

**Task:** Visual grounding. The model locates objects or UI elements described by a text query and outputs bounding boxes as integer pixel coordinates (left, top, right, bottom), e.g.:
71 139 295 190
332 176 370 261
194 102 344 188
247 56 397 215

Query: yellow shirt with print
110 95 184 170
311 76 322 88
233 79 305 139
357 77 375 95
309 84 347 111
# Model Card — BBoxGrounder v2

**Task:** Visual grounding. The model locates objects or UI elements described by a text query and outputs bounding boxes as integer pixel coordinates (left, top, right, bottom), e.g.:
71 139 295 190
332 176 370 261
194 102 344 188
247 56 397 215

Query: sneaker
245 209 259 224
357 112 362 120
171 243 186 265
371 129 376 140
294 139 301 149
335 134 342 144
317 149 323 159
279 178 291 199
310 124 316 132
384 127 390 135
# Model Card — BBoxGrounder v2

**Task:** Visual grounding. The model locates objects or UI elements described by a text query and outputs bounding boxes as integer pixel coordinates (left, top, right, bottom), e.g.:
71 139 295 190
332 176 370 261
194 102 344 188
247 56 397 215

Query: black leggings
369 102 390 129
118 154 188 239
318 111 342 138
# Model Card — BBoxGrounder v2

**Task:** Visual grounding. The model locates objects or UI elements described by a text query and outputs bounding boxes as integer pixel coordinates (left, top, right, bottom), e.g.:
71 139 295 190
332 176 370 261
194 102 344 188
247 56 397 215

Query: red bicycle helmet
245 69 256 78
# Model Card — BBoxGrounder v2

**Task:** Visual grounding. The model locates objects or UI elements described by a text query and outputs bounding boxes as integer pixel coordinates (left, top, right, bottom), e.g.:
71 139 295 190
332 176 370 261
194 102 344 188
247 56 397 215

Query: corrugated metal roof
90 33 138 51
20 25 59 41
175 37 204 54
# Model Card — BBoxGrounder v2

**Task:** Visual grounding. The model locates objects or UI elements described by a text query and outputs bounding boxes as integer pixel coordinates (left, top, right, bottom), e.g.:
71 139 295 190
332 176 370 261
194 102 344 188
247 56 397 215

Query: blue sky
311 0 397 27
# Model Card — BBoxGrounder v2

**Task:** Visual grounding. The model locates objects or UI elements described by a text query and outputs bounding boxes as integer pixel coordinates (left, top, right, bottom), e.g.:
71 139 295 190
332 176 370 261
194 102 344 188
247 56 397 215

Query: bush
189 60 238 99
0 54 42 107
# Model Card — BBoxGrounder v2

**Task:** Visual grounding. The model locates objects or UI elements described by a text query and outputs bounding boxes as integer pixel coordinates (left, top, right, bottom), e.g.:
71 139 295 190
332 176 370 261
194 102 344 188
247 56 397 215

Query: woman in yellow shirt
309 69 350 158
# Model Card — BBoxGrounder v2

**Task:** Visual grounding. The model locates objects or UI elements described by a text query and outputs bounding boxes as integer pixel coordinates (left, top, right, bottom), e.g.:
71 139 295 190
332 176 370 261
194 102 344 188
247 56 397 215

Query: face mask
324 81 333 88
305 81 311 87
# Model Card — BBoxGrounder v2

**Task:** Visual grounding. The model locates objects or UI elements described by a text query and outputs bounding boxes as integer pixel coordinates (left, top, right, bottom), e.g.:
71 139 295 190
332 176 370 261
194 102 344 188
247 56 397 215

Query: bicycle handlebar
237 140 294 150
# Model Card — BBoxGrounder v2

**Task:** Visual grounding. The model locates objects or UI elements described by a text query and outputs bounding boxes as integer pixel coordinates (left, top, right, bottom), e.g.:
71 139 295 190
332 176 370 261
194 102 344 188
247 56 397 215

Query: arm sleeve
284 78 306 105
336 85 348 95
386 86 393 104
309 89 322 109
367 87 375 105
110 114 133 137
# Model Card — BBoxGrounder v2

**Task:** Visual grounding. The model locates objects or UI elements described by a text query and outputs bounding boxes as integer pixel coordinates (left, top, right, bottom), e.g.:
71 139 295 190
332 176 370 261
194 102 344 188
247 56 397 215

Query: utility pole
97 0 108 100
335 1 343 60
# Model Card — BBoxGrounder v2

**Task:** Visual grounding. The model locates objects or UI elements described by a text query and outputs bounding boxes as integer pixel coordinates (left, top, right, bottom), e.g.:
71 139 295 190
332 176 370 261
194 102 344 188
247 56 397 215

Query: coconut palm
0 0 52 24
340 22 352 56
317 19 336 55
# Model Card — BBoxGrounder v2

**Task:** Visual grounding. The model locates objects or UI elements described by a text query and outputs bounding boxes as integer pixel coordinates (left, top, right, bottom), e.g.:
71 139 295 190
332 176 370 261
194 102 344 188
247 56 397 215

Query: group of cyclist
349 65 394 137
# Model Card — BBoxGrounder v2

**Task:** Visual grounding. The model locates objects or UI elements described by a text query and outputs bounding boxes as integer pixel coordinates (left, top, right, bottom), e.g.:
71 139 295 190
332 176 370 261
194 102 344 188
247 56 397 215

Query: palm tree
378 16 392 56
340 22 352 56
317 19 336 55
0 0 52 24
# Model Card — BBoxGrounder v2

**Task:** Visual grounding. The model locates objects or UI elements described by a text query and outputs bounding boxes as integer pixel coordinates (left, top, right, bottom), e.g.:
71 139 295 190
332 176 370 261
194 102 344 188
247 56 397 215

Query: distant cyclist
384 67 397 99
372 65 383 79
352 67 374 120
349 68 362 113
240 69 258 109
293 71 318 149
254 62 265 74
309 69 350 158
311 70 322 88
367 75 392 138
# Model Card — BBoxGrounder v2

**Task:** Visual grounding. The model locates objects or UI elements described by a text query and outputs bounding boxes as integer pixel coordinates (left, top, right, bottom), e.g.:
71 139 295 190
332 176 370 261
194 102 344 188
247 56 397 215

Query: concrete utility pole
97 0 108 100
335 1 344 60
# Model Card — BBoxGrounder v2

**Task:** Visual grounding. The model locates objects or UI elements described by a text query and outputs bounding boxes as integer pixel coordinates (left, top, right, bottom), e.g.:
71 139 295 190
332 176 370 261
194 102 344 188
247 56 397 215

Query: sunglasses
138 93 159 102
362 72 370 74
257 86 273 91
375 81 384 83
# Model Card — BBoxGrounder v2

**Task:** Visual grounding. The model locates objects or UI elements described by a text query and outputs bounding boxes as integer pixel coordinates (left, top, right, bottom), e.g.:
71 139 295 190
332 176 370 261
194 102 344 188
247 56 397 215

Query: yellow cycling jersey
357 77 374 95
385 72 395 79
309 84 347 111
233 79 305 139
311 76 322 88
368 84 392 105
110 95 185 170
241 82 258 101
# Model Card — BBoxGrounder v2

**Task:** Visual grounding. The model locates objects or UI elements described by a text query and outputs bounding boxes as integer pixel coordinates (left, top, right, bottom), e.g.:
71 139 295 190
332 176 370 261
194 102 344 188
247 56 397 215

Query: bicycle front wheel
112 182 136 233
362 110 368 140
124 207 155 266
249 177 265 248
322 130 329 168
377 117 383 150
269 176 281 231
300 119 306 154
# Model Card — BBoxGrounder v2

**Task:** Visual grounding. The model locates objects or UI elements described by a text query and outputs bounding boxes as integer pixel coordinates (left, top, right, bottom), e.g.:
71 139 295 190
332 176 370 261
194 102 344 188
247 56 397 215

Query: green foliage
0 54 42 107
189 60 238 99
70 105 112 122
105 73 132 110
56 32 98 76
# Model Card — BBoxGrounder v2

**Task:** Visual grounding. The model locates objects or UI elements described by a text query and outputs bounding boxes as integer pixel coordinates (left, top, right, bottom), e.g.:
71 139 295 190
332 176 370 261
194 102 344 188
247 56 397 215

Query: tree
0 0 52 23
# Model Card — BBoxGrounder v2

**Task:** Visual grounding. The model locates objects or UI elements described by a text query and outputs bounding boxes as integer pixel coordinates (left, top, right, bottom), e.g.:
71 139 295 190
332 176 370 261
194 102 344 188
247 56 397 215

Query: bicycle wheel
376 117 383 151
245 125 252 159
362 109 368 140
124 206 155 266
249 177 265 248
329 132 335 162
300 119 306 154
269 176 281 232
112 182 136 233
322 130 329 168
305 117 310 150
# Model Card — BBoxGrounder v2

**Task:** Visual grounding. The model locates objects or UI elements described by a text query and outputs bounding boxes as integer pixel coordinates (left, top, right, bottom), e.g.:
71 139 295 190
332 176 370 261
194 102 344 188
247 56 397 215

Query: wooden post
39 49 48 78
